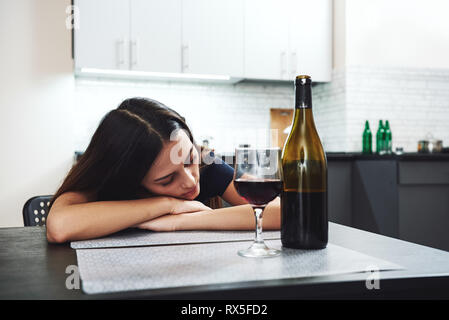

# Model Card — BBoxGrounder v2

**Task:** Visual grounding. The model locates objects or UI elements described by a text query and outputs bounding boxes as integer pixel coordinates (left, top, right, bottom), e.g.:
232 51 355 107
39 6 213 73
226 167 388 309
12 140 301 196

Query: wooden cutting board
270 108 294 148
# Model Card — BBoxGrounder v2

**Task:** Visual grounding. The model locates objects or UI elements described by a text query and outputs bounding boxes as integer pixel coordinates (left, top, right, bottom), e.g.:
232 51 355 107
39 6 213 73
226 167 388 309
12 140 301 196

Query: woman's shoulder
200 156 233 176
197 156 234 200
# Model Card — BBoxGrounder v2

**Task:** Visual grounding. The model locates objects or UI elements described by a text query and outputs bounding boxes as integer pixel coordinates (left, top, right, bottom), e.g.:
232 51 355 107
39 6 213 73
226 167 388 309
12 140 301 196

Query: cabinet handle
130 39 138 68
116 39 125 67
290 51 297 77
182 44 189 72
280 51 287 78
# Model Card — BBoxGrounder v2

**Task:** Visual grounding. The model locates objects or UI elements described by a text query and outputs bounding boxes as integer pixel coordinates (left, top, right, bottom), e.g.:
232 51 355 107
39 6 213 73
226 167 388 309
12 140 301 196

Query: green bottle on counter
362 120 372 154
385 120 392 154
376 120 386 154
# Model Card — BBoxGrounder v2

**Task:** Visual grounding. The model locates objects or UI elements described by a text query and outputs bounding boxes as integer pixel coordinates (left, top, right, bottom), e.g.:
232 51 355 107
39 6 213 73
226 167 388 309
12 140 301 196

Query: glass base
238 241 281 258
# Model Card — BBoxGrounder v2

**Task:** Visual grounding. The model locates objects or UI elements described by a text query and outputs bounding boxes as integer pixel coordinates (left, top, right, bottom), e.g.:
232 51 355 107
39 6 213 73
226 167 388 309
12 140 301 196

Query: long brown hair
51 98 218 207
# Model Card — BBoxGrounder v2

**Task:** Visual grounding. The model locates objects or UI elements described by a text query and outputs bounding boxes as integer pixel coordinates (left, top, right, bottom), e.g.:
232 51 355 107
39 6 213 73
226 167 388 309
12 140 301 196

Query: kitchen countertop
216 151 449 162
75 150 449 162
326 152 449 161
1 223 448 299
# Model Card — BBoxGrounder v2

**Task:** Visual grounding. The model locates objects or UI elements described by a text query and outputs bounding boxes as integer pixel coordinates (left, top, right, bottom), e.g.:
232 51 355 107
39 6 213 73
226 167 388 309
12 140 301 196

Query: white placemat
71 229 281 249
76 240 403 294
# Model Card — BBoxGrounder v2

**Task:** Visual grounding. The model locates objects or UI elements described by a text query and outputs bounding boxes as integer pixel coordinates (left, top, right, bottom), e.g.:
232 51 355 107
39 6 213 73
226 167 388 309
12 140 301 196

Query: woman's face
141 130 200 200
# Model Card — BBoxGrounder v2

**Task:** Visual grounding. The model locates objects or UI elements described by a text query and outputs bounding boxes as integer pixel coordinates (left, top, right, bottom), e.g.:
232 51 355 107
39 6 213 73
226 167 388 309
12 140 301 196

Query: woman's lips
182 183 198 197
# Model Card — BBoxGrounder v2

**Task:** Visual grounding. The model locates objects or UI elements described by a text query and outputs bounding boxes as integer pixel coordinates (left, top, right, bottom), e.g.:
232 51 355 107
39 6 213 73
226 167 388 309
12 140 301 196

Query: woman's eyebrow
154 145 194 182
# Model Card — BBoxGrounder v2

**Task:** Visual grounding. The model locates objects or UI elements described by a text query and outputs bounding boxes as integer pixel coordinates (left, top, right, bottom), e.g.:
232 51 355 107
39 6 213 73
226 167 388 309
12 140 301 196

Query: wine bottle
362 120 372 154
376 120 385 154
280 75 328 249
385 120 392 154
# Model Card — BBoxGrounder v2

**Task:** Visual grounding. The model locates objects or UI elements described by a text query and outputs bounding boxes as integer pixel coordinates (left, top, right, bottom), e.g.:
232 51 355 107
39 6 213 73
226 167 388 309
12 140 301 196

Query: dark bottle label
281 191 328 249
295 78 312 109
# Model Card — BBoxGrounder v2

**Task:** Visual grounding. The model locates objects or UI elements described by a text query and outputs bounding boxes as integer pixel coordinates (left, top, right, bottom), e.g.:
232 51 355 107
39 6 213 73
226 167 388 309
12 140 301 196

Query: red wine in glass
234 179 282 207
233 147 283 258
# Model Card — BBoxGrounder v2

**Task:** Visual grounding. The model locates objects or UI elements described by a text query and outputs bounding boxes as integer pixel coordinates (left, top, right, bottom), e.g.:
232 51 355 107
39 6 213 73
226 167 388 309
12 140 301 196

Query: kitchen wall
316 0 449 152
313 66 449 152
0 0 75 227
0 0 297 228
74 78 294 155
344 0 449 69
1 0 449 227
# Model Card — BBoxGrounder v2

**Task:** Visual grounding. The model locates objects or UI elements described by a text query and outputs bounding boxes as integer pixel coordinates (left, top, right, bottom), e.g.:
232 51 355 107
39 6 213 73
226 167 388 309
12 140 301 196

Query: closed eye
160 176 174 186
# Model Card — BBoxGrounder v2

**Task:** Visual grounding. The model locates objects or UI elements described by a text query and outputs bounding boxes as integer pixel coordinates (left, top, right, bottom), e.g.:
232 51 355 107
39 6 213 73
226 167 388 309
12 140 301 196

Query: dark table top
1 223 449 299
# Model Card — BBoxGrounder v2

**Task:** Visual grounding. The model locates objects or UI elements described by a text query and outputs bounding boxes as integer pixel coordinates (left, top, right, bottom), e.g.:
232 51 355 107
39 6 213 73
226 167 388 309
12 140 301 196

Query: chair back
23 195 53 226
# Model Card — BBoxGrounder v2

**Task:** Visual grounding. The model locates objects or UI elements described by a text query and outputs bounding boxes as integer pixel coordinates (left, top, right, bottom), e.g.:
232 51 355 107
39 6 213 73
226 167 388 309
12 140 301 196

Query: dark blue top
194 156 234 204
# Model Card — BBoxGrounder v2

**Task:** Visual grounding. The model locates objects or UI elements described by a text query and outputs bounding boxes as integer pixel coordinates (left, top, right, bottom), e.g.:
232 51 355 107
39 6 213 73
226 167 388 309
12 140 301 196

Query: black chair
23 195 53 227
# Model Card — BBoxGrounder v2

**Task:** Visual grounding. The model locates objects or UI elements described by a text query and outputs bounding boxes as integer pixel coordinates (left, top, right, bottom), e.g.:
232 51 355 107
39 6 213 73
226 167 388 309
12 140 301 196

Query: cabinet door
74 0 130 70
130 0 182 73
244 0 289 80
182 0 244 77
288 0 332 82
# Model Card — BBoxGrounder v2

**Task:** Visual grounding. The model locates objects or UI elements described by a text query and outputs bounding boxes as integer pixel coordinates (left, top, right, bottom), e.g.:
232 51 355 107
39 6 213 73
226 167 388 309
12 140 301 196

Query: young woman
47 98 280 243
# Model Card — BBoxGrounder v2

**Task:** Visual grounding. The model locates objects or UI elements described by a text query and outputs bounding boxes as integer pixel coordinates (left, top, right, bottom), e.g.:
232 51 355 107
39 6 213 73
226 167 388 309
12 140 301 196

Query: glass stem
254 207 264 243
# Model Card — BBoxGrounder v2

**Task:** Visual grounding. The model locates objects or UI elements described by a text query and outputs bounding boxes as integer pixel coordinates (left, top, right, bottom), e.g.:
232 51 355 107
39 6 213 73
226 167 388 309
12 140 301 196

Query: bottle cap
295 75 312 85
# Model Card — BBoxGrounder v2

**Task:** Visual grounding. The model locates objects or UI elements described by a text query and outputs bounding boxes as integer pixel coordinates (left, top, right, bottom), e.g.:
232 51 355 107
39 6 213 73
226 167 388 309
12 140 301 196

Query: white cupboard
130 0 182 73
74 0 331 82
287 0 332 82
182 0 244 77
75 0 130 70
244 0 289 80
244 0 332 82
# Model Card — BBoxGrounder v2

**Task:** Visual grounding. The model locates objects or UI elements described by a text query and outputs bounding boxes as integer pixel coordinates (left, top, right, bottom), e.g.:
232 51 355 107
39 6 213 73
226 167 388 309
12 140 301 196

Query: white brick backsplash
313 66 449 152
73 66 449 154
73 78 295 153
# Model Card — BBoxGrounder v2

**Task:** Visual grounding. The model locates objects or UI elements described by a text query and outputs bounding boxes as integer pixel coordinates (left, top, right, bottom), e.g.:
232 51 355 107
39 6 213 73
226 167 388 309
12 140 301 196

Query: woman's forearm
177 198 281 231
47 196 173 243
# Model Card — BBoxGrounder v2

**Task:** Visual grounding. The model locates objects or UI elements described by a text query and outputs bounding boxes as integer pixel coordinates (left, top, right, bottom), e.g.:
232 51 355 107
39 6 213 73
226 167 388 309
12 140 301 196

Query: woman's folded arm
136 197 281 232
46 192 178 243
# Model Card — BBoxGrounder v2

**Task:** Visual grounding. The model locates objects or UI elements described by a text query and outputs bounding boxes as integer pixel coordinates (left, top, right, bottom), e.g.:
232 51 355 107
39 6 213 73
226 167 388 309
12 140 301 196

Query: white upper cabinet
288 0 332 82
74 0 331 82
245 0 332 82
182 0 244 77
130 0 182 73
75 0 130 70
244 0 289 81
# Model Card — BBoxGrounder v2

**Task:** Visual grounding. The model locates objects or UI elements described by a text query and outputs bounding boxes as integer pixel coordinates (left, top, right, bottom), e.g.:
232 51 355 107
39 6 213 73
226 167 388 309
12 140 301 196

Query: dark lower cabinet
398 162 449 251
221 153 449 251
352 160 399 238
327 161 352 226
328 158 449 251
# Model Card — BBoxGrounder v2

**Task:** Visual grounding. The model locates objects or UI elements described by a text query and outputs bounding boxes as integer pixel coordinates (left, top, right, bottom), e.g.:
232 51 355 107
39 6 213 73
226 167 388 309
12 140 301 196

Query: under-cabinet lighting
78 68 233 81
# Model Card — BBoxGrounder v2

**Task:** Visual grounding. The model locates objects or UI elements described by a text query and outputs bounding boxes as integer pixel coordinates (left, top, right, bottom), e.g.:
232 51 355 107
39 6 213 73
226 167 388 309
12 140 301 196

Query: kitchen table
0 223 448 299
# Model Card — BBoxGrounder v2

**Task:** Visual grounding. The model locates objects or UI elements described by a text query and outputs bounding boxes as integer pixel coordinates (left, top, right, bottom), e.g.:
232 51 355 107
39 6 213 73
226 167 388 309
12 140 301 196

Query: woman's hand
135 199 211 231
170 199 212 215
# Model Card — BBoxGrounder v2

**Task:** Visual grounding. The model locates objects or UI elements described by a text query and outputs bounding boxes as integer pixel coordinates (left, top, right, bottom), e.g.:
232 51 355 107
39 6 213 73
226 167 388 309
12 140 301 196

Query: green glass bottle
281 75 328 249
385 120 392 154
376 120 385 154
362 120 372 154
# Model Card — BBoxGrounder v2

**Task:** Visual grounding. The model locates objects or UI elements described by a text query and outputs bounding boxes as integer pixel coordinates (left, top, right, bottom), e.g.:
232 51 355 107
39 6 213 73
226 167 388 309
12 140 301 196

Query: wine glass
233 147 283 258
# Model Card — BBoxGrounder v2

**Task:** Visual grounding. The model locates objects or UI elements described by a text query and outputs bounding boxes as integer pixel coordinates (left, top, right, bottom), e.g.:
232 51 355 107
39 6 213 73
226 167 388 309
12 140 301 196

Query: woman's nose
181 168 196 189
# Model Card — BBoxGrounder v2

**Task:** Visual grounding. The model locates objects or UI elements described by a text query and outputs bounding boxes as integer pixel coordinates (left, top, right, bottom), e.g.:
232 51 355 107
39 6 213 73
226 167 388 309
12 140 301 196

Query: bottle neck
295 83 312 109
